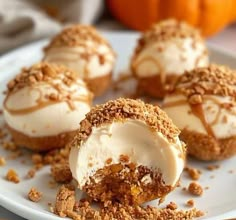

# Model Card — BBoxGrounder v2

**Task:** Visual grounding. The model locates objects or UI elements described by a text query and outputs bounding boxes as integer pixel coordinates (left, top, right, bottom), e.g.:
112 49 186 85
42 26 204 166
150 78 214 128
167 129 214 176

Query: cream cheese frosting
69 119 185 188
43 25 116 79
3 63 92 137
132 38 209 79
44 44 115 79
131 20 209 81
163 94 236 139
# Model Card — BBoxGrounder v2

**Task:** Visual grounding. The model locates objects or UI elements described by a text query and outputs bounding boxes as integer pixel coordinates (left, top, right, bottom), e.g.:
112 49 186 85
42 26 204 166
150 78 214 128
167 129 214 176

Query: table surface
0 25 236 220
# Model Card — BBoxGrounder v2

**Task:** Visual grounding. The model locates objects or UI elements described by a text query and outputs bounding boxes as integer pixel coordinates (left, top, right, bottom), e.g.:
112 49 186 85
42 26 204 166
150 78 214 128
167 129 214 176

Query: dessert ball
43 25 116 97
163 65 236 160
3 62 93 151
131 19 209 98
69 98 185 205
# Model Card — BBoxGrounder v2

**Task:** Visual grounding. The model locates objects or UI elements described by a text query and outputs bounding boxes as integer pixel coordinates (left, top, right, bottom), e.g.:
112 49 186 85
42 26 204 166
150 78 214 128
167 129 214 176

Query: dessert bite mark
69 98 185 205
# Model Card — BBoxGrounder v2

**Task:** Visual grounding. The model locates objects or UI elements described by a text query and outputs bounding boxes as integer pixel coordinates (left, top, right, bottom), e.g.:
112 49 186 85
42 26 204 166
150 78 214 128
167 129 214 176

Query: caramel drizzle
4 81 92 116
133 56 165 83
164 95 236 138
4 96 90 115
44 47 114 79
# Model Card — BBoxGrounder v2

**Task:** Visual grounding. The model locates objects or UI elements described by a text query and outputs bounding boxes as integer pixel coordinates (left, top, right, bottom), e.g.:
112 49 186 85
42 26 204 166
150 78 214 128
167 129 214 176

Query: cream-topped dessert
43 25 116 96
3 62 93 151
131 19 209 98
163 64 236 160
69 98 185 205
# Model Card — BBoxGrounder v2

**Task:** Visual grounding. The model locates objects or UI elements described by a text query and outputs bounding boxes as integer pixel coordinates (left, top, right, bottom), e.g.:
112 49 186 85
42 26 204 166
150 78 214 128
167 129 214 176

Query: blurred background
0 0 236 54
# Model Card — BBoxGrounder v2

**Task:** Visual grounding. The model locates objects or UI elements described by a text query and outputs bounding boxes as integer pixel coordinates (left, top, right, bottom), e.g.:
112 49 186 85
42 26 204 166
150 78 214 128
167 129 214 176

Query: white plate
0 32 236 220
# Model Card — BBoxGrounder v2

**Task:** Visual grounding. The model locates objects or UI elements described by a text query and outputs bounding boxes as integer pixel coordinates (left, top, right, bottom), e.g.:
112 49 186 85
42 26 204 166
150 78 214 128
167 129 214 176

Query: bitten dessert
163 64 236 160
69 98 185 205
131 19 209 98
3 62 93 151
43 25 116 96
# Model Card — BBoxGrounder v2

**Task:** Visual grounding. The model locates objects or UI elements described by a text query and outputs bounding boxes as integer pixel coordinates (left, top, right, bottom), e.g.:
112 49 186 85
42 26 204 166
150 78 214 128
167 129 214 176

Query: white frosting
44 41 115 79
163 94 236 139
3 78 91 137
132 38 209 78
69 119 184 188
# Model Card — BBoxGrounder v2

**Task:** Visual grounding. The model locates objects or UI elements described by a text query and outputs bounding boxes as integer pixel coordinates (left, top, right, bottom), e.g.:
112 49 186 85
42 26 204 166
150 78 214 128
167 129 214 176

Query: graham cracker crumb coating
70 98 181 148
134 19 203 55
7 62 79 94
44 25 113 51
173 64 236 104
181 129 236 160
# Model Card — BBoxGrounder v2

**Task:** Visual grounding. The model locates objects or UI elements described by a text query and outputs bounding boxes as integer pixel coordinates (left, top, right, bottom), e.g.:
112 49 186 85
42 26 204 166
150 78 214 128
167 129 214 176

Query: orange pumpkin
107 0 236 36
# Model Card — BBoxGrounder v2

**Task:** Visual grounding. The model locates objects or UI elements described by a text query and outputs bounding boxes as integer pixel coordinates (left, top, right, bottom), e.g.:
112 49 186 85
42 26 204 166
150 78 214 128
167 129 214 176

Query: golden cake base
7 126 77 152
180 129 236 161
136 74 179 99
86 73 112 97
82 163 172 205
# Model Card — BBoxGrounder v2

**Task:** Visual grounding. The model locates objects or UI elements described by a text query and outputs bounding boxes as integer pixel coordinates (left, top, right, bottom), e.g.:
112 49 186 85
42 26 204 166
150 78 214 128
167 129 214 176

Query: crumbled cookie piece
31 153 43 165
26 169 36 179
188 182 203 196
6 169 20 183
44 25 112 50
51 162 72 183
28 187 42 202
206 164 220 171
53 194 204 219
0 156 6 166
2 140 17 151
186 199 195 207
166 201 178 210
185 167 201 180
54 185 75 217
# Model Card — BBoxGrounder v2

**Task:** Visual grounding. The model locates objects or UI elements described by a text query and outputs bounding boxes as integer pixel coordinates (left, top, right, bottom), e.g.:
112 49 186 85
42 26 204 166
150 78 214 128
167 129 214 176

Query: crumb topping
70 98 181 148
5 62 93 112
135 19 203 55
6 62 83 94
173 64 236 104
44 25 112 50
28 187 42 202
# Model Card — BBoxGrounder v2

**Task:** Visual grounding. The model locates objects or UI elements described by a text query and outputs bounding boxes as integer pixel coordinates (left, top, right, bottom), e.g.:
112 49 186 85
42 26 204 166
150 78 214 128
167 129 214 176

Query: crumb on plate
51 162 72 183
28 187 42 202
188 182 203 196
6 169 20 183
0 156 6 166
